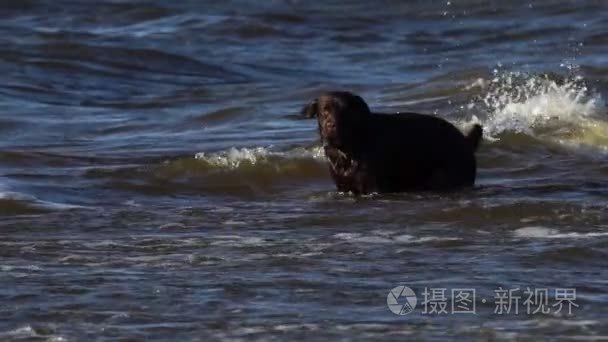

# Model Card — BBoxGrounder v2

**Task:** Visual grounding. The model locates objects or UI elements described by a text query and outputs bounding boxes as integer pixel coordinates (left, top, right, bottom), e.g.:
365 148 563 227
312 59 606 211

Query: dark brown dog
302 91 482 194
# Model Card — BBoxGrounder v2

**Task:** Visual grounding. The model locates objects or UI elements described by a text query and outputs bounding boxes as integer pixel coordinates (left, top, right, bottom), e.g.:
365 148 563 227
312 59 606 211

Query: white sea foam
514 226 559 238
194 146 326 169
333 232 461 244
514 226 608 239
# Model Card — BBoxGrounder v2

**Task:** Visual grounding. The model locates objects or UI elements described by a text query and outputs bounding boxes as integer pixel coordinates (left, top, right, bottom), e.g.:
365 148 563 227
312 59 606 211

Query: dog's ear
301 99 318 118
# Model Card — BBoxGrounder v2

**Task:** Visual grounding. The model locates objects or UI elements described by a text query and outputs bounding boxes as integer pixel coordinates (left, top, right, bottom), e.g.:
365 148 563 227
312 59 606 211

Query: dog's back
355 112 481 192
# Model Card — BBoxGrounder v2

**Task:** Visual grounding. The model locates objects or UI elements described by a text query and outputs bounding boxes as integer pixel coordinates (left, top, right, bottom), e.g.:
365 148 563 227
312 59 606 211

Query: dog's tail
465 124 483 151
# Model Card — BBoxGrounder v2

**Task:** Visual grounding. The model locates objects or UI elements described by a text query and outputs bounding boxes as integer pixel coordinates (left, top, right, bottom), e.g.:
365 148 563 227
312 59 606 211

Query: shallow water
1 0 608 340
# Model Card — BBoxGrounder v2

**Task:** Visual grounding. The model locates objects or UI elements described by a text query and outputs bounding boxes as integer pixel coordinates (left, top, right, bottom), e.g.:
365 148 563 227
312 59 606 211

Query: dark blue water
1 1 608 340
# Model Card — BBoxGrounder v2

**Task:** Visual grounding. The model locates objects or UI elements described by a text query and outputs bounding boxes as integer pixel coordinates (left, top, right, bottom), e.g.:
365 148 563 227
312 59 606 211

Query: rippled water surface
1 0 608 340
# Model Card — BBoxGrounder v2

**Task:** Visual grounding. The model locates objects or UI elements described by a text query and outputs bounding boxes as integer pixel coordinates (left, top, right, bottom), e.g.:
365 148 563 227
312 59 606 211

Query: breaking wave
465 71 607 149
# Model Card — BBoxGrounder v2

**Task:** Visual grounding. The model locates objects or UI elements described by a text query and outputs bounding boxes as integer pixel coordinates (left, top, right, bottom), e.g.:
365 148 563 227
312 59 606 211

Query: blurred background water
1 0 608 340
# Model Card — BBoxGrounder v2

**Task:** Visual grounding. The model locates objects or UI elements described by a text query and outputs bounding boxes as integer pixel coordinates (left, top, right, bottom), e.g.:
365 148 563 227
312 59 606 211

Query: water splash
467 71 607 147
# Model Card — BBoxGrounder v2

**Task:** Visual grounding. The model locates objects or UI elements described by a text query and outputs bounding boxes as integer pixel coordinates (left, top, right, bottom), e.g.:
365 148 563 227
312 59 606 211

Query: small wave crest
0 191 87 215
465 71 607 149
123 146 331 195
0 325 65 341
87 146 330 196
194 146 326 169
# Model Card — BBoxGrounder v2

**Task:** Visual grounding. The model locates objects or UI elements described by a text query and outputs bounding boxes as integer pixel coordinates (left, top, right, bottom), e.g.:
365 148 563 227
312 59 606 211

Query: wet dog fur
302 91 482 194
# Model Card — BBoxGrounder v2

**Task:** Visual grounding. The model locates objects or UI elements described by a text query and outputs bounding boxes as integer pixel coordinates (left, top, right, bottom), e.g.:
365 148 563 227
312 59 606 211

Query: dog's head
301 91 371 149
